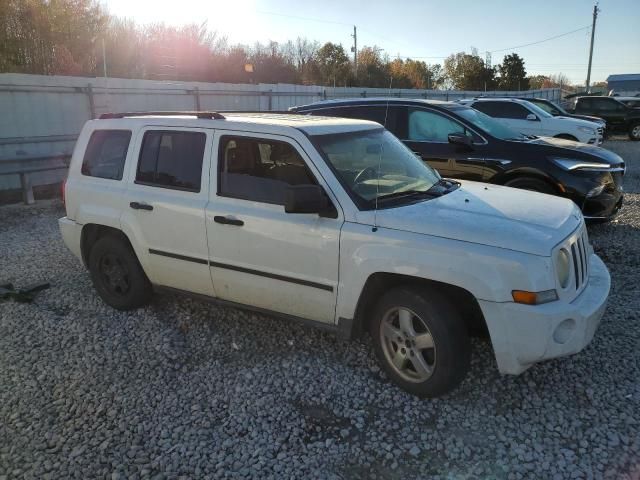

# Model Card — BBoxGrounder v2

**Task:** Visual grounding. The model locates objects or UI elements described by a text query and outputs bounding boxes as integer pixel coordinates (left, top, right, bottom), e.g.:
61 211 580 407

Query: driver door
403 107 487 181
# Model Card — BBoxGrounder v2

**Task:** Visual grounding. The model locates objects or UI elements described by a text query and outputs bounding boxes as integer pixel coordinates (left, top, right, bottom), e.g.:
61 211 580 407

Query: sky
100 0 640 85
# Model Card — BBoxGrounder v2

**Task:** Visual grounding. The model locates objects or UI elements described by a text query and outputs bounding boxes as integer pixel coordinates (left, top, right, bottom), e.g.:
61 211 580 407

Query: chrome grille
570 227 590 291
596 127 604 137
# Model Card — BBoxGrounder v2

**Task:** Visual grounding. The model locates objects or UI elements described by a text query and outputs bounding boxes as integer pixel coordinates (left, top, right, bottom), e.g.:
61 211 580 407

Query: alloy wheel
379 307 436 383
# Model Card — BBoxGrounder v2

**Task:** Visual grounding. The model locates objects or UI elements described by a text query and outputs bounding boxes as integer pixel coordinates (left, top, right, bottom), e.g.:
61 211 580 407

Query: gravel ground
1 141 639 480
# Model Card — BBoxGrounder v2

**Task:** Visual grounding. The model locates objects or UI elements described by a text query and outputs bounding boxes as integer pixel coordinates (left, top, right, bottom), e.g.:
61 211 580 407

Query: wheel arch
80 224 136 267
350 272 487 340
492 167 563 194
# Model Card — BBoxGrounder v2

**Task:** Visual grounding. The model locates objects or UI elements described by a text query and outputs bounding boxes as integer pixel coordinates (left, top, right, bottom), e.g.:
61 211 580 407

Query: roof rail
98 111 225 120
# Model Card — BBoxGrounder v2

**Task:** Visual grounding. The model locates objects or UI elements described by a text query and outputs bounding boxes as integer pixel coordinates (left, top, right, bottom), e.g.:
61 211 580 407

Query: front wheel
629 122 640 141
370 286 470 397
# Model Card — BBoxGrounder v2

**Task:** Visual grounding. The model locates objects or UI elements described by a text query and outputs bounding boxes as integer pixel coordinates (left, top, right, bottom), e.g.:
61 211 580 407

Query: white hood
365 181 581 257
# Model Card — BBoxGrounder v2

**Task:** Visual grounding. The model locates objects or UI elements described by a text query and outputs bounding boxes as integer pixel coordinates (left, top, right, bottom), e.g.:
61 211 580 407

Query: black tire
629 122 640 141
370 286 470 398
88 234 152 310
554 134 579 142
505 176 556 195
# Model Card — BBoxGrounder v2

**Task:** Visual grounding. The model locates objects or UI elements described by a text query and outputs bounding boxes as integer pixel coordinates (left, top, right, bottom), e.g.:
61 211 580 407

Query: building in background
607 74 640 96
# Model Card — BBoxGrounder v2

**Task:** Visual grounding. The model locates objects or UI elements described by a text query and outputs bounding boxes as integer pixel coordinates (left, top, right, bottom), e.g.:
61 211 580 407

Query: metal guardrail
0 154 70 204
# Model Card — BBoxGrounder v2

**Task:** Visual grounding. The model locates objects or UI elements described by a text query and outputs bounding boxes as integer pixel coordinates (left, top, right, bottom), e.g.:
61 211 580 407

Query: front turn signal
512 289 558 305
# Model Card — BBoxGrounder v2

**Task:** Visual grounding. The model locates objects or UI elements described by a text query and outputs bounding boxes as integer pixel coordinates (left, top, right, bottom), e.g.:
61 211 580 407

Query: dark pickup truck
569 96 640 140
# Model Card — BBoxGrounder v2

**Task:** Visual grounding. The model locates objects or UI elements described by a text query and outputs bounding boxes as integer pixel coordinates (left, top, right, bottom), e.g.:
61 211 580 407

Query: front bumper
59 216 83 262
480 253 610 375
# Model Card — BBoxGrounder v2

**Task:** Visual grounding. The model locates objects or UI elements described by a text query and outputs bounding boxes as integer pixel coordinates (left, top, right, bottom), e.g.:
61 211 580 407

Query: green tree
443 52 496 90
527 75 548 90
355 46 388 87
0 0 107 75
497 53 529 91
316 42 351 86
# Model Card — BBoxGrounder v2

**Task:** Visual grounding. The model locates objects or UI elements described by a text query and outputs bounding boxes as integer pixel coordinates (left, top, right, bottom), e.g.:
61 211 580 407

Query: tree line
0 0 575 91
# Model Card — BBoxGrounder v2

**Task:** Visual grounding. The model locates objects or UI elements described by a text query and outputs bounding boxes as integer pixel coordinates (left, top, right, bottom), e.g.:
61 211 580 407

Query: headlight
551 157 611 171
578 126 595 134
556 248 571 289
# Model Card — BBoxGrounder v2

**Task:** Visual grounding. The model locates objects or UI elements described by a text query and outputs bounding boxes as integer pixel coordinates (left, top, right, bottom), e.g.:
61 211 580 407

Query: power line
489 25 592 53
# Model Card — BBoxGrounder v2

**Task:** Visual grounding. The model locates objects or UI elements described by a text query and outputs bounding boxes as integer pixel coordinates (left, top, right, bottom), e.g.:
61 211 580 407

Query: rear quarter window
81 130 132 180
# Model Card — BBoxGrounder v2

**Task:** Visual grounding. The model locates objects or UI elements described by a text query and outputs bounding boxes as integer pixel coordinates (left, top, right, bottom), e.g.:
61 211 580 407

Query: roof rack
99 111 225 120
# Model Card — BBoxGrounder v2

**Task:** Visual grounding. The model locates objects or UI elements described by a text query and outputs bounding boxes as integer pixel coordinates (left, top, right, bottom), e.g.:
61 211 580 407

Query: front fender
336 222 554 321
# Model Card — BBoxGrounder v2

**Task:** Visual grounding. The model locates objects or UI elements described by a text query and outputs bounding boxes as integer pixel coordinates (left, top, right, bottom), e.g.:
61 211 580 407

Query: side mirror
448 133 473 148
285 185 331 216
526 113 538 121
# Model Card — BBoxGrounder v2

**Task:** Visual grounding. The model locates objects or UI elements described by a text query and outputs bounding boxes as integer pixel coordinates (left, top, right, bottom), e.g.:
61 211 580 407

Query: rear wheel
505 176 556 195
370 286 470 398
88 235 152 310
554 134 579 142
629 122 640 141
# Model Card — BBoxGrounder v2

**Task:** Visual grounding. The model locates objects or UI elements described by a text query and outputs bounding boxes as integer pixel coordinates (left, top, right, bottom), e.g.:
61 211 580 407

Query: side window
473 102 529 119
81 130 131 180
136 130 206 192
218 136 317 205
595 99 625 112
408 108 474 142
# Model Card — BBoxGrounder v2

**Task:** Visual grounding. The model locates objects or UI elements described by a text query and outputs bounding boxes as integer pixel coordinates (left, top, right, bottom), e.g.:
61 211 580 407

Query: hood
567 113 605 124
529 136 625 165
371 181 581 256
553 116 602 129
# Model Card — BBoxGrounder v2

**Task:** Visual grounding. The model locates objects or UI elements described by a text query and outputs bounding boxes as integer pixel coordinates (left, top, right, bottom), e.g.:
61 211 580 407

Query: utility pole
585 3 599 92
102 38 107 77
351 26 358 75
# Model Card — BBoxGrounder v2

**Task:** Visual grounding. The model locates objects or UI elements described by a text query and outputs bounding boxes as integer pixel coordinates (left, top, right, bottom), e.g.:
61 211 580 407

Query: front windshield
454 107 527 141
313 128 441 207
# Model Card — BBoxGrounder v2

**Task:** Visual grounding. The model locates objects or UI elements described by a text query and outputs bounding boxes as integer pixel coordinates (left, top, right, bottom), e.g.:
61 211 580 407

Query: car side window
593 99 616 111
473 102 529 119
81 130 131 180
218 136 317 205
315 106 405 138
408 108 475 142
136 130 206 192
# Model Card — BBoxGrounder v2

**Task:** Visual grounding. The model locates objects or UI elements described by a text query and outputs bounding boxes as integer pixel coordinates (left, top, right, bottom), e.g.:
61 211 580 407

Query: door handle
213 215 244 226
130 201 153 211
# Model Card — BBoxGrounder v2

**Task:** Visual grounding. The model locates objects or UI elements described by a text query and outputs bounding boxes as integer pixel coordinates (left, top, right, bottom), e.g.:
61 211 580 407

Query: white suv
59 111 610 397
460 98 604 144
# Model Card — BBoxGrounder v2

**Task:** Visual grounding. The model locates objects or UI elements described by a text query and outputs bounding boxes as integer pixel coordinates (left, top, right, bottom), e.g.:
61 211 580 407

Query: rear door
205 131 342 324
121 127 215 296
403 107 487 180
591 98 628 130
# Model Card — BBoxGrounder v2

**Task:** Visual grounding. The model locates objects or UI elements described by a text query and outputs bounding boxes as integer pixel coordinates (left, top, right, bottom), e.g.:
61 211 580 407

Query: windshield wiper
425 178 460 194
376 189 437 202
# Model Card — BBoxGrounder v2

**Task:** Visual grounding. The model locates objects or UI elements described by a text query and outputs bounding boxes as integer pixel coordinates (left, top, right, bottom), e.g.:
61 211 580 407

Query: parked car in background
291 98 624 220
60 111 611 397
518 97 606 130
458 98 604 145
569 96 640 140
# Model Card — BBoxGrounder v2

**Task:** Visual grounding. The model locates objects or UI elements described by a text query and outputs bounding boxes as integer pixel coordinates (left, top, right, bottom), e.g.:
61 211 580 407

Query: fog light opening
553 318 576 344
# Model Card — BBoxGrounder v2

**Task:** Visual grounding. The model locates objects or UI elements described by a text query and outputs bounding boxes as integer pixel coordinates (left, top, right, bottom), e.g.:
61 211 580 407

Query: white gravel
1 140 639 479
